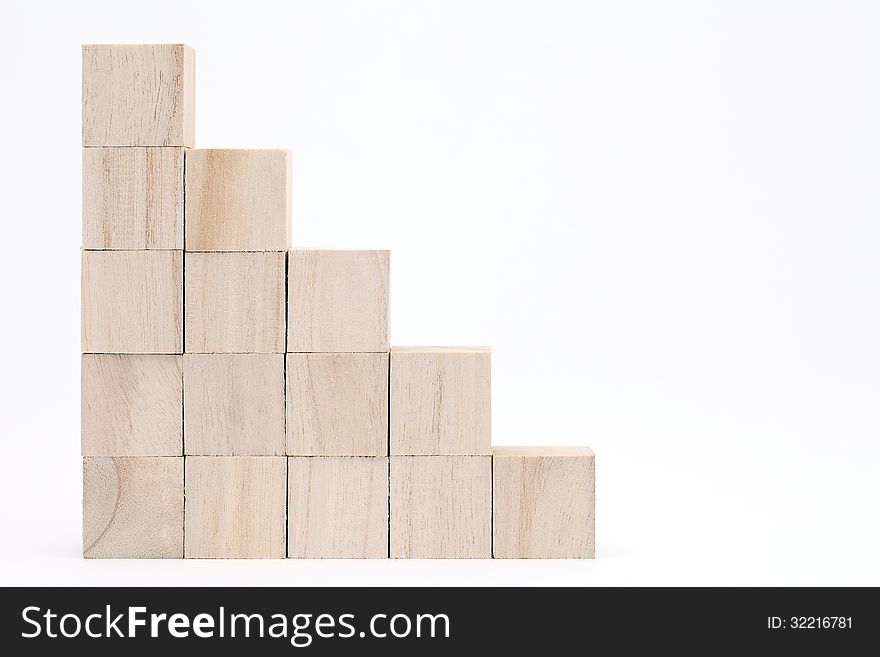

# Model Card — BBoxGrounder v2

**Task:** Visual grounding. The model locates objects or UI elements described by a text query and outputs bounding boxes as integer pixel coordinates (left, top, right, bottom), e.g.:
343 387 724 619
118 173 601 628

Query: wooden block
82 250 182 353
492 447 595 559
185 149 291 251
184 354 285 455
287 250 389 352
286 353 388 456
82 354 182 456
82 147 184 249
390 347 490 455
83 457 183 558
184 252 285 353
184 457 286 558
390 456 491 558
82 44 195 147
288 457 388 558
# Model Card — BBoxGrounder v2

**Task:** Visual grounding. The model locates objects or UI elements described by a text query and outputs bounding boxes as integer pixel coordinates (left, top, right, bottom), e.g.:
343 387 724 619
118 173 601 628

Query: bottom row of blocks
83 451 595 559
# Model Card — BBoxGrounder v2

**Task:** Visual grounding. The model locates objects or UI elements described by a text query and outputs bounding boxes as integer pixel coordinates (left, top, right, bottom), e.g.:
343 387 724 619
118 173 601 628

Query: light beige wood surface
185 149 291 251
493 446 595 558
287 250 389 352
82 147 184 250
390 347 490 455
184 457 287 558
286 353 388 456
390 456 491 559
83 456 183 558
82 44 195 147
184 354 285 455
184 252 285 353
493 446 595 457
82 354 182 456
82 250 182 353
288 457 388 558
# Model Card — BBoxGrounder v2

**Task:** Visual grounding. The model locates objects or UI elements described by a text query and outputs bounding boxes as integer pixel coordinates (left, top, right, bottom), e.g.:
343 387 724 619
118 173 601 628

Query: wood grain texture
82 147 184 249
287 250 389 352
184 354 285 455
83 457 183 558
286 353 388 456
184 252 285 353
390 456 491 559
288 457 388 558
82 44 195 147
185 457 286 558
185 149 291 251
82 354 182 456
492 446 595 559
390 347 491 455
82 250 183 353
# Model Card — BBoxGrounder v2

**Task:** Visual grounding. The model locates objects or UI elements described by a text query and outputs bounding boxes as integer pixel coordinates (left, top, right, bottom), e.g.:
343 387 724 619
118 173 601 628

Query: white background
1 0 878 586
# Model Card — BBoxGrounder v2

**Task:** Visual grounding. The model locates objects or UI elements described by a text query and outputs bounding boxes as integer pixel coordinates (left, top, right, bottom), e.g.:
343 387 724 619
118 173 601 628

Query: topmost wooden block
82 44 195 147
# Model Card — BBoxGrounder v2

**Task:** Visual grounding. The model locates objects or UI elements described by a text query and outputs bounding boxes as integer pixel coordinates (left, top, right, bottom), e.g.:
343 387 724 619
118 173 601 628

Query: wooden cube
390 347 490 455
288 457 388 558
493 447 595 559
184 252 285 353
286 353 388 456
184 354 285 456
82 354 182 456
82 147 184 250
82 250 182 353
184 457 286 558
185 149 291 251
82 44 195 147
287 250 389 352
390 456 491 558
83 457 183 558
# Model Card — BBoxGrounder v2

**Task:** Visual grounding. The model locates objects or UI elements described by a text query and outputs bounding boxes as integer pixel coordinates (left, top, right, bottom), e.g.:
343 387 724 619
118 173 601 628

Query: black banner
0 587 873 653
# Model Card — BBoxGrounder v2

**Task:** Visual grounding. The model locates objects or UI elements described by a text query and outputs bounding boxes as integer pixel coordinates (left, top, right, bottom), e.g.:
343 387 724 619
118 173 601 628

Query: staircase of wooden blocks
81 43 595 560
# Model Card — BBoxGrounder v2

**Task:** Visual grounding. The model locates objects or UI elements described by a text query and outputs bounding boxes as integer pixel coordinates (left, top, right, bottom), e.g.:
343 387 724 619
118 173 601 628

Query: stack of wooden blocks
81 44 595 560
